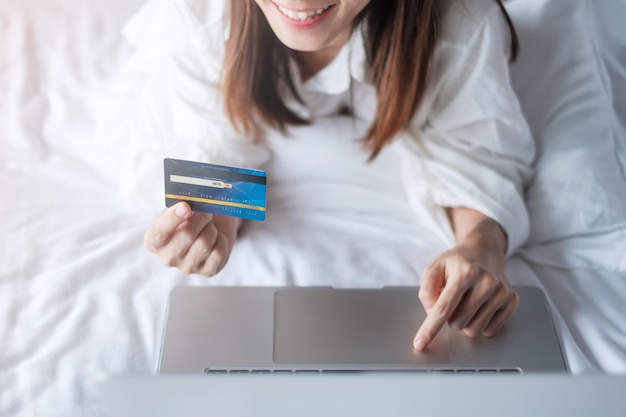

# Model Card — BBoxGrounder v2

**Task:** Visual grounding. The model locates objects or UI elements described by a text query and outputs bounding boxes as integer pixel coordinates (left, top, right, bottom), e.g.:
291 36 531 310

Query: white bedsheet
1 1 625 416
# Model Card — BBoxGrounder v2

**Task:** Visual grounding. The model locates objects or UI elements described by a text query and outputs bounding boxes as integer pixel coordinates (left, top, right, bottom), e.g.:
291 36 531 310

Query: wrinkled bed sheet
0 1 625 416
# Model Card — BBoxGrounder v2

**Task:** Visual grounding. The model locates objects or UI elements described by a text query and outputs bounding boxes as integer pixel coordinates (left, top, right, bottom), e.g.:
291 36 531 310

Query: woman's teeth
277 4 331 22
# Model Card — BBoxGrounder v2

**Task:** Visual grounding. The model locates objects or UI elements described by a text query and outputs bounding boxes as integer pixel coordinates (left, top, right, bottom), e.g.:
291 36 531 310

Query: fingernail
174 203 189 218
413 337 426 351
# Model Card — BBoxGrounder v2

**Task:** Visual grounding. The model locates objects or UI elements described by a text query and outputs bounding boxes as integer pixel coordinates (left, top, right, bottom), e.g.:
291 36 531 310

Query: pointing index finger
413 284 465 351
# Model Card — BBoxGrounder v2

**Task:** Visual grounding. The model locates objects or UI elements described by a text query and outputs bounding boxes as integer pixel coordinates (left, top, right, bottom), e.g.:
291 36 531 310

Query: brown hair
222 0 518 160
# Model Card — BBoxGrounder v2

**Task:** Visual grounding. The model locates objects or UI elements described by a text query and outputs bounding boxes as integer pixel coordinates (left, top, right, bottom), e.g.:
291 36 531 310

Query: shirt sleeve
397 0 535 256
93 0 271 213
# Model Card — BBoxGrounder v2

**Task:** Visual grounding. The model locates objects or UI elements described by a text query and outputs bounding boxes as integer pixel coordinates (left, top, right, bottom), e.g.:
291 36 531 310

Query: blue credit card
164 158 267 221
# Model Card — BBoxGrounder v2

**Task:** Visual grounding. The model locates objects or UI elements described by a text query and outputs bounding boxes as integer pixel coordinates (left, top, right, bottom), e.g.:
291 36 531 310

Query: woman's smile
273 1 334 23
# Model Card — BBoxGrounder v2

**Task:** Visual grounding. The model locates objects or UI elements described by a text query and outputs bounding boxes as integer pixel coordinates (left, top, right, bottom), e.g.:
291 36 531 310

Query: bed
1 0 625 416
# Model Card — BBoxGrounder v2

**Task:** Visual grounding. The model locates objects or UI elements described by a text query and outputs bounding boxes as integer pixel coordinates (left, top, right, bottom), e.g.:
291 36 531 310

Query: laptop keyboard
204 368 522 375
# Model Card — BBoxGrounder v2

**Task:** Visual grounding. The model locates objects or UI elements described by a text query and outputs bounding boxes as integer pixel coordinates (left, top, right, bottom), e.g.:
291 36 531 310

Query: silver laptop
101 373 626 417
158 285 567 374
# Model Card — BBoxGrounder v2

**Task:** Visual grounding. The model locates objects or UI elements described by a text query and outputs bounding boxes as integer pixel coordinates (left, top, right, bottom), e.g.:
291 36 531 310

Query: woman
98 0 534 351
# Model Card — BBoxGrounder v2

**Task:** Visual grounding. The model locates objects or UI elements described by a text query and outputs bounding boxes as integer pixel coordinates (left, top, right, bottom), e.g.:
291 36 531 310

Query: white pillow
506 0 626 271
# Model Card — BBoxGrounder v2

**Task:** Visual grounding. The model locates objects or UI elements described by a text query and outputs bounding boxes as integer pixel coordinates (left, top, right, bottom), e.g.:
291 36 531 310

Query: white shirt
94 0 535 255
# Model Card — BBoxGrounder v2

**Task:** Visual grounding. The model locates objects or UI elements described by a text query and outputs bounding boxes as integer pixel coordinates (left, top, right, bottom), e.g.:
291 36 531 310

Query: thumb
171 201 193 218
144 201 196 252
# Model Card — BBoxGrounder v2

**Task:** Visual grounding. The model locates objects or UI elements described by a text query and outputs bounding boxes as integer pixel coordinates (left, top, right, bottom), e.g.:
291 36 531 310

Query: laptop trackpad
273 289 451 365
